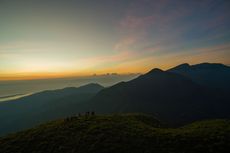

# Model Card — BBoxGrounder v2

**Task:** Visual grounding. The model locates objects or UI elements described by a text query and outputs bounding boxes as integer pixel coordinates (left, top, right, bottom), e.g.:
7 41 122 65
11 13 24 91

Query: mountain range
168 63 230 89
0 62 229 136
0 83 104 136
89 65 229 124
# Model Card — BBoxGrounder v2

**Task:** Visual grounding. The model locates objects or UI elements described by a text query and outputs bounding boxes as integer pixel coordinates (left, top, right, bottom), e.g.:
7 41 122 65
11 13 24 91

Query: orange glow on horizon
0 69 144 81
1 54 229 81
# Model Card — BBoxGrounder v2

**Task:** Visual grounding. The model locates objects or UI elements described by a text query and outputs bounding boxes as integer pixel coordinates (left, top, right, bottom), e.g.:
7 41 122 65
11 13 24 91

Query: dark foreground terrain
0 114 229 153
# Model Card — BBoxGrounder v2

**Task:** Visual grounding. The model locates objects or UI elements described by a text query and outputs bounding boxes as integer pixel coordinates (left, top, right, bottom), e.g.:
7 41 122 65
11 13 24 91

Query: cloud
77 50 137 67
113 0 192 53
119 15 155 30
114 0 230 56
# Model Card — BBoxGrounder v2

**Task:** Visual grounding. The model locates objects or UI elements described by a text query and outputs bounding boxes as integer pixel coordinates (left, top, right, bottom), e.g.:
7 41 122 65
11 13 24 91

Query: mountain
0 83 104 136
168 63 230 90
88 68 230 124
1 63 229 136
0 114 229 153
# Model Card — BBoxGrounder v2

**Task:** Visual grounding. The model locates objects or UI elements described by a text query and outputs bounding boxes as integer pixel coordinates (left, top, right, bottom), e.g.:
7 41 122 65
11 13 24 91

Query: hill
88 68 230 124
0 83 104 136
0 114 229 153
1 63 229 135
168 63 230 90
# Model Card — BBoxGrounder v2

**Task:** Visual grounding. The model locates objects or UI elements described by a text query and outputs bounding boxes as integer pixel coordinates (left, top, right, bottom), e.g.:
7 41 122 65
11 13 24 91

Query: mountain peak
167 62 230 89
177 63 190 68
147 68 164 74
81 83 103 88
169 62 229 72
193 63 229 69
168 63 190 71
77 83 104 91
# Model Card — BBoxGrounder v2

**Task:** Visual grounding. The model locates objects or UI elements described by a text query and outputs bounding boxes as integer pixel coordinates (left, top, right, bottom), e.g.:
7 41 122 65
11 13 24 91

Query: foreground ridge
0 114 229 153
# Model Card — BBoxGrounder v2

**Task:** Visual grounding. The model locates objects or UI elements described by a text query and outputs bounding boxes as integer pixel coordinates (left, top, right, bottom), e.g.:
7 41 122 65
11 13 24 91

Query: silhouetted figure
78 113 81 117
85 112 90 116
65 117 70 122
70 116 76 120
91 111 95 115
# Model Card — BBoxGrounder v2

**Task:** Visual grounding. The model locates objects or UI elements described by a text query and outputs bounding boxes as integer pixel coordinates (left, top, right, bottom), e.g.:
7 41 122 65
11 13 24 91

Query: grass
0 113 229 153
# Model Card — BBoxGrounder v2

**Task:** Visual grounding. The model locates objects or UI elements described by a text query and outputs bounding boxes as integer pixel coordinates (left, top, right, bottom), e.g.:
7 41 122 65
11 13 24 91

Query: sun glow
0 0 229 81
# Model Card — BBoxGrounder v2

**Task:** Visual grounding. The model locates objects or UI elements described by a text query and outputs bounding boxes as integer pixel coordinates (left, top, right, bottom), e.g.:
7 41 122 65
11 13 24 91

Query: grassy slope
0 114 229 153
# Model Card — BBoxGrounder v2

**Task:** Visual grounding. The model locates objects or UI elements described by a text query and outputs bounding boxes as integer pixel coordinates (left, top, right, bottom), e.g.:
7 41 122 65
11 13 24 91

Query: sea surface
0 74 139 102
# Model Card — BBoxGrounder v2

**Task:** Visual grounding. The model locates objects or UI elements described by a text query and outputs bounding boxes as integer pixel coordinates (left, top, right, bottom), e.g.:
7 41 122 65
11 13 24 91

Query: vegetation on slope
0 114 229 153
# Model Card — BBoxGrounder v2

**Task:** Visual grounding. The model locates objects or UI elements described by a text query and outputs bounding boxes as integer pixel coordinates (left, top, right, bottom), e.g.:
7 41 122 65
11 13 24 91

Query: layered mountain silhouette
0 83 104 136
0 63 229 136
168 63 230 89
89 66 230 124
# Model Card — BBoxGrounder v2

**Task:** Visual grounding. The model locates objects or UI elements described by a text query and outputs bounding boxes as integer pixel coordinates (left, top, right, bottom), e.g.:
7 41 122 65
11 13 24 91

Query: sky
0 0 230 80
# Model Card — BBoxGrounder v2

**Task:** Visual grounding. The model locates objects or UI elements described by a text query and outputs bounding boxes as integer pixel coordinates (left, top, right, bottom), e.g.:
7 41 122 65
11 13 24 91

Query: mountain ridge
0 114 229 153
1 63 229 136
168 62 230 89
0 83 104 136
88 66 230 124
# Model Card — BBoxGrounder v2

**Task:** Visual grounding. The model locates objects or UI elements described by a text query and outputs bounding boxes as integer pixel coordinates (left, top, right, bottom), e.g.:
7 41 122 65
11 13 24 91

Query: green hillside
0 114 229 153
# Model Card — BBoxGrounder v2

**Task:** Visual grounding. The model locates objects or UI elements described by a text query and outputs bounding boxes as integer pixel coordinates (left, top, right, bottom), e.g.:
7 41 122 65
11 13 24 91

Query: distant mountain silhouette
0 83 104 136
88 68 230 124
168 63 230 90
1 63 229 136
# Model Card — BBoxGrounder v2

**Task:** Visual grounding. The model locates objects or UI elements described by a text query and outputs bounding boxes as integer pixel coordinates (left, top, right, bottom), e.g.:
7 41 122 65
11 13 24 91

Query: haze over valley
0 0 230 152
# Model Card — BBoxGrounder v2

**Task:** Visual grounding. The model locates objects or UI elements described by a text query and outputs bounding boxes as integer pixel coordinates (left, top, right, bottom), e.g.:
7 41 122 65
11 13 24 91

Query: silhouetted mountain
1 63 229 136
0 83 104 136
0 114 229 153
168 63 230 89
88 68 230 124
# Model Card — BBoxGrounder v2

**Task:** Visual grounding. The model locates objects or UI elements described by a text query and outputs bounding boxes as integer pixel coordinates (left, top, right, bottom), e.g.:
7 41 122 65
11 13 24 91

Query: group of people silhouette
65 111 95 121
78 111 95 117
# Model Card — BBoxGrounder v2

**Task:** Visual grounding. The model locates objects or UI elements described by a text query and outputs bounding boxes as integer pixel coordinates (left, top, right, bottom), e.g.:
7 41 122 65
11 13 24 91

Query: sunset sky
0 0 230 80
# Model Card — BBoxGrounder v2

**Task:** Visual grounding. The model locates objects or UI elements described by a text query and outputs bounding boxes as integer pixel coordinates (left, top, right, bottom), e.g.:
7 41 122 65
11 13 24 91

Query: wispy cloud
0 0 229 79
114 0 190 53
114 0 230 61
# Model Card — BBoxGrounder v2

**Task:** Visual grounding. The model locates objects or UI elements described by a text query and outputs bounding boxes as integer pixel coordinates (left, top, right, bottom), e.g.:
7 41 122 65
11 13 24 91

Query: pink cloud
114 0 192 53
195 43 230 54
114 15 155 52
113 0 230 65
79 50 137 66
120 15 155 30
114 36 138 51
